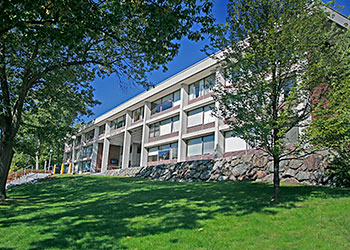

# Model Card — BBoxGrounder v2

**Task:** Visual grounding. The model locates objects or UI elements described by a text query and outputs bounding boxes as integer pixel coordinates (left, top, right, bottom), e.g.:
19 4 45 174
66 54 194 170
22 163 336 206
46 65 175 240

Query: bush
328 147 350 187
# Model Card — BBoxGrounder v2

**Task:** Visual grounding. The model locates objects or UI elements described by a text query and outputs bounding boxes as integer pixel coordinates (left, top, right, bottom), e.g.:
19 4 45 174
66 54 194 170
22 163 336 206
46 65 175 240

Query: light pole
48 149 53 171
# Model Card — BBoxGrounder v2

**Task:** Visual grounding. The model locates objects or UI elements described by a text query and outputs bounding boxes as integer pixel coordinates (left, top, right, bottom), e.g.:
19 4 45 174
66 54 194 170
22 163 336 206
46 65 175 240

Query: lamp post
48 149 53 171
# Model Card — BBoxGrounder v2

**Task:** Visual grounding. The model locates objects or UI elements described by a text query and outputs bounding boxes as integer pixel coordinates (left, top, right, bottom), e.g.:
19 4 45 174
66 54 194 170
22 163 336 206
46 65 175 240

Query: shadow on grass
0 175 349 249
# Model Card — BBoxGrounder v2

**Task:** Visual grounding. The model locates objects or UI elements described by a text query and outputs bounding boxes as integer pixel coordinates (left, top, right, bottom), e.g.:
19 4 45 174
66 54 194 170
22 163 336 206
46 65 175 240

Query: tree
207 0 342 199
0 0 214 200
14 75 99 172
307 23 350 186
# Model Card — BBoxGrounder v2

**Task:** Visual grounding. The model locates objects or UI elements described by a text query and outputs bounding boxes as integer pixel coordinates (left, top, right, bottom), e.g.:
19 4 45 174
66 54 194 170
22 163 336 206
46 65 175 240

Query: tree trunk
273 155 280 200
35 138 41 170
0 140 14 200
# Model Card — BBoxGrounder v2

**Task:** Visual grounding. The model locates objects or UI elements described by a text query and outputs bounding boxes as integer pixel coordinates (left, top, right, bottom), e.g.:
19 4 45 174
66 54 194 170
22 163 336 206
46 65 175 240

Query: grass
0 175 349 250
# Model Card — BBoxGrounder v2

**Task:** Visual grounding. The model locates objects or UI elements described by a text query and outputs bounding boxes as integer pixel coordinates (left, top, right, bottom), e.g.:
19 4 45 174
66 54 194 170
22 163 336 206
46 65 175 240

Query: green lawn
0 176 349 250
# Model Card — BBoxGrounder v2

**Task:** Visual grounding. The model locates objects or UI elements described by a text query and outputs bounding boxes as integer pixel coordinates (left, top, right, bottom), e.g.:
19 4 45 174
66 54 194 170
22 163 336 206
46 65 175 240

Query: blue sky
83 0 350 122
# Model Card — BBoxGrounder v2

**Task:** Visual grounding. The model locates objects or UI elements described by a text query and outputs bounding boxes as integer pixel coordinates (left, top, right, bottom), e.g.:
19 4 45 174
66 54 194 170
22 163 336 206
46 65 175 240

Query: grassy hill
0 175 349 249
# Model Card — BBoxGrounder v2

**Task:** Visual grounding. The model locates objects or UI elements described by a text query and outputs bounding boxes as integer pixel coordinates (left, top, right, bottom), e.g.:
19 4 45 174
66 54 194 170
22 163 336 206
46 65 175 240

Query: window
187 135 215 157
148 147 158 162
189 74 215 100
172 116 180 132
160 119 172 135
187 137 202 157
203 104 215 123
159 144 170 161
87 145 93 156
85 130 94 141
132 107 144 122
187 104 215 127
203 135 215 155
149 116 180 138
149 122 160 138
111 115 126 130
98 124 105 135
147 143 178 162
151 90 181 114
224 131 246 152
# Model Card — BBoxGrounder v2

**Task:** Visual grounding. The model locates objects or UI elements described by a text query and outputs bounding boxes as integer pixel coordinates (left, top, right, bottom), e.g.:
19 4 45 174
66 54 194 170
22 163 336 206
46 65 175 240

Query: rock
210 174 220 181
255 170 265 179
231 170 240 177
283 168 297 178
230 158 240 167
233 163 250 176
200 170 211 180
295 171 310 181
263 174 274 182
266 162 274 173
242 153 254 163
229 175 236 181
283 177 299 184
289 159 303 170
218 176 228 181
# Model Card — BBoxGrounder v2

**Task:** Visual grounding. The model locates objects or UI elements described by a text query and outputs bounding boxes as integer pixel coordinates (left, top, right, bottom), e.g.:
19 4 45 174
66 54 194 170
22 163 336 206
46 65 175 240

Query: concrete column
101 124 111 173
140 102 151 167
178 83 189 162
122 111 132 169
91 127 101 173
71 137 76 174
131 143 138 167
78 134 84 174
215 67 225 158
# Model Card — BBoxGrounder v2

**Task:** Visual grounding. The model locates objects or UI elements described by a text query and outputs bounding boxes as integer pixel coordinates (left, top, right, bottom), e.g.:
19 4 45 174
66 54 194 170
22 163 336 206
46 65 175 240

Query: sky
83 0 350 123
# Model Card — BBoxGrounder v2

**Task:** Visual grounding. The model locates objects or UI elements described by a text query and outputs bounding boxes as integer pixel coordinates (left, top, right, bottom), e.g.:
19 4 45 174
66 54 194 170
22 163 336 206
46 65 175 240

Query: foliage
0 0 214 198
306 21 350 186
1 176 350 249
327 146 350 187
9 152 32 173
206 0 342 199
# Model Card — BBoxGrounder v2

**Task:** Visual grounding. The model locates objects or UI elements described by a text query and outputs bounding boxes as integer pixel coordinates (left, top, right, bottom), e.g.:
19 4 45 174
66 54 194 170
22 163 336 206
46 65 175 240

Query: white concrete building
63 7 349 174
63 54 249 173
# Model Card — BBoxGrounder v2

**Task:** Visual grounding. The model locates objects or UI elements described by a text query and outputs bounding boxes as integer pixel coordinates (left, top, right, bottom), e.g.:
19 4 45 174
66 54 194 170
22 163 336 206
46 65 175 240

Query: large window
98 124 105 135
110 115 126 130
132 107 144 122
148 143 178 162
149 116 180 138
187 135 215 157
187 104 215 127
151 90 181 115
85 130 94 141
189 74 215 100
224 131 246 152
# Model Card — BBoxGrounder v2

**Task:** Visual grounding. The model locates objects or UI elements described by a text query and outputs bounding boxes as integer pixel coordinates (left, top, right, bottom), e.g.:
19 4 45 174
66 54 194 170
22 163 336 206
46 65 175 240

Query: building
63 7 349 174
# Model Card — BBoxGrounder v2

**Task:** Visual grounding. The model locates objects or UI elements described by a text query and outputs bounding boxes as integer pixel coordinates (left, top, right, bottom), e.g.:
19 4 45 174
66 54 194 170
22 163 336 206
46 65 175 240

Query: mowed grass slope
0 175 349 250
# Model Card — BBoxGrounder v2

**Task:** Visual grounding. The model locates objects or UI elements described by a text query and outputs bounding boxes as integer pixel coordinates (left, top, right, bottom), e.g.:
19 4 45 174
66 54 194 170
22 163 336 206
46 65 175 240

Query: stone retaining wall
104 152 333 186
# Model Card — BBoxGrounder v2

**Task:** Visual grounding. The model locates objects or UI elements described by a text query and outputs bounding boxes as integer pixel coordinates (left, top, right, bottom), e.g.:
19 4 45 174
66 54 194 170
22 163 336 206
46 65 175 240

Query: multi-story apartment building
63 7 349 174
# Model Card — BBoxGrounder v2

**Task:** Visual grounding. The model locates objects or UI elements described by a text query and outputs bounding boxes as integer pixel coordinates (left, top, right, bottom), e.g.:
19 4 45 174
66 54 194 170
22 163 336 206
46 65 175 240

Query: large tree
207 0 346 199
0 0 213 200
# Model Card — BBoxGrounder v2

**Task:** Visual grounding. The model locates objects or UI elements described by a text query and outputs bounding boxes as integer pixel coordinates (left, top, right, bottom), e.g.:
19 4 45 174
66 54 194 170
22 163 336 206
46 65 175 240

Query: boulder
283 168 297 178
218 176 228 182
200 170 211 180
233 163 250 176
295 171 310 181
263 174 274 182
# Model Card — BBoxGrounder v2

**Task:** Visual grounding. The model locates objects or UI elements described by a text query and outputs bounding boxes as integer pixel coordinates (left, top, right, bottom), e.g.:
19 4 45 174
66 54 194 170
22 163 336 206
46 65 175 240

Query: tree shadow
0 176 349 249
